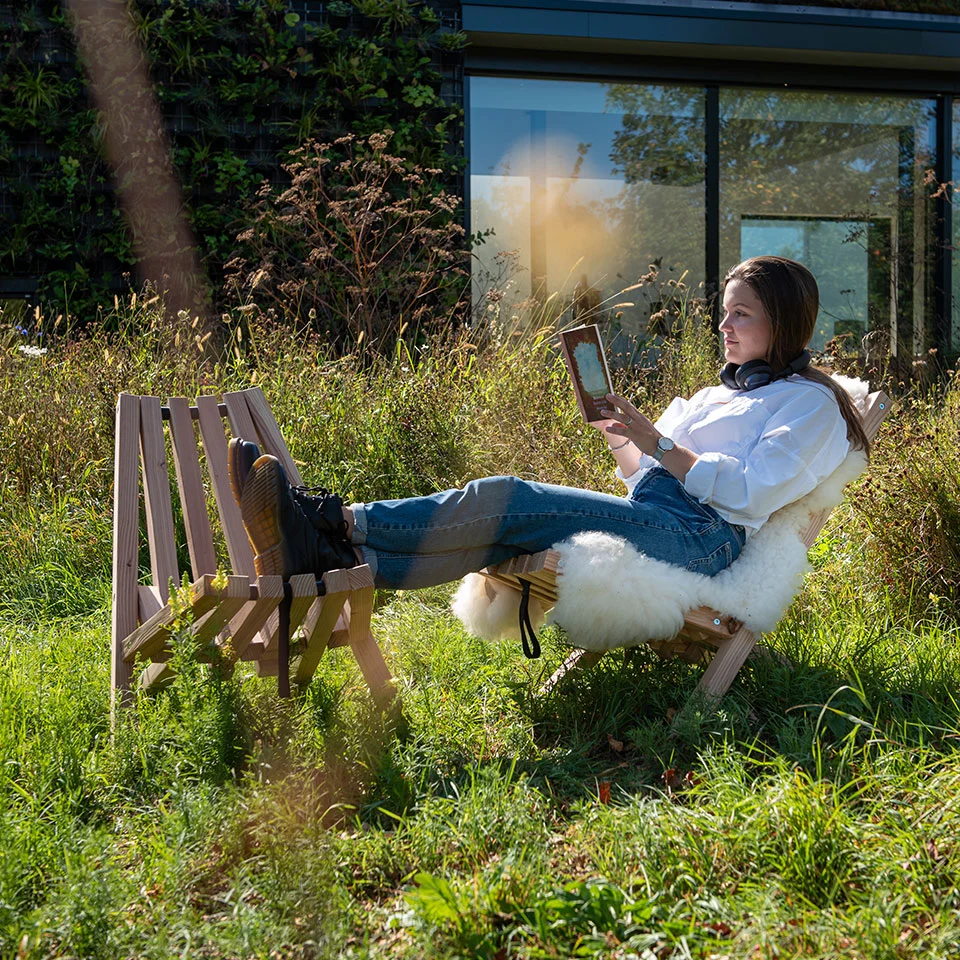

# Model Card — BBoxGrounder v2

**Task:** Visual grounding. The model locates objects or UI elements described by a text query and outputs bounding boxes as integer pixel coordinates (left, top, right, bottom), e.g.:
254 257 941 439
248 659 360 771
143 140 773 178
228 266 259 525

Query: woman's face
719 279 772 366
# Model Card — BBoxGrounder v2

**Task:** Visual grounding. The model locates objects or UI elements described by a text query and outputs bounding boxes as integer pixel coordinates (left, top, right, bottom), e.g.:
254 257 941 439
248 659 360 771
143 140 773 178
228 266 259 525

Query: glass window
469 77 705 338
720 90 936 357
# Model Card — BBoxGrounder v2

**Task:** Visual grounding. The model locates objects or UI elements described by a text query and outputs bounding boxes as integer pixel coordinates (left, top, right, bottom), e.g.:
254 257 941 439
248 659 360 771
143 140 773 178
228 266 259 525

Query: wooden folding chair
481 390 890 713
110 387 395 712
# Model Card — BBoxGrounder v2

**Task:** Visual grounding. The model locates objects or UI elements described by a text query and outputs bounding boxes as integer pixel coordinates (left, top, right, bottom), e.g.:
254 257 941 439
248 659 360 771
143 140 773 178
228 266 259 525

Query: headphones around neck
720 350 812 392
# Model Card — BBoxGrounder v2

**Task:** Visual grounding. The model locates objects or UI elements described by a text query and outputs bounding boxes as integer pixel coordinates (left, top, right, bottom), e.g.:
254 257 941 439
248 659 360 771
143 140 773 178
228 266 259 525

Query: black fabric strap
277 592 291 699
517 578 541 659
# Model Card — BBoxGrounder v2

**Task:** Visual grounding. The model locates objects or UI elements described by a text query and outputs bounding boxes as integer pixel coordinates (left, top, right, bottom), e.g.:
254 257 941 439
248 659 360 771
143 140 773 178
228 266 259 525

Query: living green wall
0 0 465 319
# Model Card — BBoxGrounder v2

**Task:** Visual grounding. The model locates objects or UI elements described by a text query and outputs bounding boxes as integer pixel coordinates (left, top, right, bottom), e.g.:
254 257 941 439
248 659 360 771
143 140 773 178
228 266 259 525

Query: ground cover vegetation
0 0 463 317
2 273 960 958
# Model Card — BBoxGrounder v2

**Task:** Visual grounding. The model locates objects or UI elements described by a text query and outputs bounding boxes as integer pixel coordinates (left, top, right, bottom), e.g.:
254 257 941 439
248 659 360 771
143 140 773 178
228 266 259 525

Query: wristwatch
652 436 675 462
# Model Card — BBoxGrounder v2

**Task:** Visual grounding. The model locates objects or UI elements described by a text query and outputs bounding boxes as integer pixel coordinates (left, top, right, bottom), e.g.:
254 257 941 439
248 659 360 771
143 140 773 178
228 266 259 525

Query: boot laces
295 484 332 496
291 484 347 539
279 482 327 575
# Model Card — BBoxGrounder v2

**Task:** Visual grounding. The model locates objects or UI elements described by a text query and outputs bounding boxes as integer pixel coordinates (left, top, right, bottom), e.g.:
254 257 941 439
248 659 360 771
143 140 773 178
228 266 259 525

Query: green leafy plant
1 0 464 325
224 130 470 351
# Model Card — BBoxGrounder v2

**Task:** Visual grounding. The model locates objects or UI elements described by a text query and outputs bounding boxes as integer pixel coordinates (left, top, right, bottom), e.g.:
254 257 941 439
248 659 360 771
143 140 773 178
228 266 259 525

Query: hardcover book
559 324 613 423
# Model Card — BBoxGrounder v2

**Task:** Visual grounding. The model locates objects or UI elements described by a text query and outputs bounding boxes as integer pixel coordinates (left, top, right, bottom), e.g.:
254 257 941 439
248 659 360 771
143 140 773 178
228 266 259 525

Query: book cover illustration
559 325 613 422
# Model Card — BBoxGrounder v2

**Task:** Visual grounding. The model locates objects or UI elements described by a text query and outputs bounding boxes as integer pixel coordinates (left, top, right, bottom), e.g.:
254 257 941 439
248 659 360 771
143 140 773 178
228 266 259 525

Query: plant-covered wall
0 0 465 319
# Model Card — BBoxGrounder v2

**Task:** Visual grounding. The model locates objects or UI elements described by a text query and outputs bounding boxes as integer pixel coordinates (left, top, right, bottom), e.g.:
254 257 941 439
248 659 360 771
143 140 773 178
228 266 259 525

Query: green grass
2 296 960 957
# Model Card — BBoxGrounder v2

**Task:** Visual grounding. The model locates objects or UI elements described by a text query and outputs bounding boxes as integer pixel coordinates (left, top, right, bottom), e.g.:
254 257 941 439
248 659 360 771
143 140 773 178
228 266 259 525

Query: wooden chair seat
111 388 395 713
480 389 890 715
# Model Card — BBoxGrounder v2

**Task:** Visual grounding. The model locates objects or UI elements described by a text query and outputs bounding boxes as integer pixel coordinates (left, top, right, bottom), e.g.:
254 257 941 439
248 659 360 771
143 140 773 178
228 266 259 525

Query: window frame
466 56 955 355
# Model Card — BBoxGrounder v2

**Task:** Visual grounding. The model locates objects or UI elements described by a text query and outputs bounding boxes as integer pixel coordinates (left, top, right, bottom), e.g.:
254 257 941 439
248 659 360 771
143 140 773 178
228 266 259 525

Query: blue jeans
350 468 746 590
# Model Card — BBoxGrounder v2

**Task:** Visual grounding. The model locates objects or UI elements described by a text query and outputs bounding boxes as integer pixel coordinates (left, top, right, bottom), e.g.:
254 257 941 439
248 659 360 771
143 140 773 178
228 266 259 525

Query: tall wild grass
1 286 960 958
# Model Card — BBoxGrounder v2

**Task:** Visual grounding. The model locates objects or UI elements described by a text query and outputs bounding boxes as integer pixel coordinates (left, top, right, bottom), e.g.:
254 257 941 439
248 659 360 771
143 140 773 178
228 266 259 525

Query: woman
231 256 869 590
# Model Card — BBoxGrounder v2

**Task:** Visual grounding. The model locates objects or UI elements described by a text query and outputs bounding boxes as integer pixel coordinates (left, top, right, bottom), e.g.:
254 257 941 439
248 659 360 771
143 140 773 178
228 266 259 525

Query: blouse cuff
616 463 646 493
683 452 727 501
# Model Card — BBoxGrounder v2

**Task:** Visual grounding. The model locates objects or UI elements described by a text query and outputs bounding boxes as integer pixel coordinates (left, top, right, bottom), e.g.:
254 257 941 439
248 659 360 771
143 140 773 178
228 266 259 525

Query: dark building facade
3 0 958 359
463 0 960 359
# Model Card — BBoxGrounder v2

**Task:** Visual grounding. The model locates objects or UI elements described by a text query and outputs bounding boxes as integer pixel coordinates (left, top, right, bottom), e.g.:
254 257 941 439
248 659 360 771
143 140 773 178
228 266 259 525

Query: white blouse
617 376 852 536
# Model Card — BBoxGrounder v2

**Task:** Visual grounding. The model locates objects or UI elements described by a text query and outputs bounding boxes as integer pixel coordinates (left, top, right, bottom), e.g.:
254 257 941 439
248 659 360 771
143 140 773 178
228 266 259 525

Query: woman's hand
598 393 660 456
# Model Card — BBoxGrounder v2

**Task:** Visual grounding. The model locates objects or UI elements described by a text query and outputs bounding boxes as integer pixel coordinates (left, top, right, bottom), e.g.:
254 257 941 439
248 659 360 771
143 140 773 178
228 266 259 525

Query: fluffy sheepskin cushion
451 375 871 651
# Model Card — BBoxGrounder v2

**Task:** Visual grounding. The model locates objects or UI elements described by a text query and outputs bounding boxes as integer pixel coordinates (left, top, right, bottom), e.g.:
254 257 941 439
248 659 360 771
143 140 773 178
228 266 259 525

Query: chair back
111 387 294 686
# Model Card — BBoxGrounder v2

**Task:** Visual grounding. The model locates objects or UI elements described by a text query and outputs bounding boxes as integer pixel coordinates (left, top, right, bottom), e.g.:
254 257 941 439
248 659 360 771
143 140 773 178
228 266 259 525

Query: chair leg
345 586 396 708
674 624 758 724
540 648 605 694
111 393 141 719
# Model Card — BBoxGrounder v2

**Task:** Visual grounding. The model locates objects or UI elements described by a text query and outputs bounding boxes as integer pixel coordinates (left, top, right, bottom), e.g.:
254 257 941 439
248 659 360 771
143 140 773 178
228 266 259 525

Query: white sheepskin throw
452 375 872 651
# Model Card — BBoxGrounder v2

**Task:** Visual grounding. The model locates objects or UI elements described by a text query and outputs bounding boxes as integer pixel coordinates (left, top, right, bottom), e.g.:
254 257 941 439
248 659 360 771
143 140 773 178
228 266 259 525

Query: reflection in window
741 216 891 352
721 90 936 359
469 77 705 337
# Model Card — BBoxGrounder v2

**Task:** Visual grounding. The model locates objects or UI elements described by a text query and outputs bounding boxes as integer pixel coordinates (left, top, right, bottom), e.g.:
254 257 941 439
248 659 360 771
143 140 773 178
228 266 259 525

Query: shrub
223 131 470 352
851 382 960 612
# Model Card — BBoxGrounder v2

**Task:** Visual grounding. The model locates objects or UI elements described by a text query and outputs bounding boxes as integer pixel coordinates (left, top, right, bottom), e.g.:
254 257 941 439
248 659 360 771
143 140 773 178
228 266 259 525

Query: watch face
658 437 675 452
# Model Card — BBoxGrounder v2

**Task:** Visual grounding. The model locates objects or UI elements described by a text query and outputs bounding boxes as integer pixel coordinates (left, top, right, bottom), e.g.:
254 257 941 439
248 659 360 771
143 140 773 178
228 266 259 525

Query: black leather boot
240 454 358 579
229 437 352 541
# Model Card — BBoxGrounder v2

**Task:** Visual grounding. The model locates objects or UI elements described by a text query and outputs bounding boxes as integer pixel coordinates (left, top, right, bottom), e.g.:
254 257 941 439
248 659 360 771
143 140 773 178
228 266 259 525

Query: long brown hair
724 256 870 453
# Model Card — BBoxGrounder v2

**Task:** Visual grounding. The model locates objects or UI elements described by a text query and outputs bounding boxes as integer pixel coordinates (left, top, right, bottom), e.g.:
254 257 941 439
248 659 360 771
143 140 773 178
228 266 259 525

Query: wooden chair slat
252 651 280 676
122 575 224 663
139 395 179 601
681 607 742 640
861 390 890 439
138 585 164 623
327 607 352 648
244 387 304 486
696 624 758 699
112 393 141 703
193 576 251 645
257 563 370 653
293 567 372 680
238 641 266 662
239 640 282 665
541 648 603 693
483 572 558 604
483 550 560 580
196 395 256 578
227 575 283 656
287 573 319 637
219 392 280 651
223 390 262 447
800 508 831 549
139 662 173 692
333 564 375 593
346 584 394 705
296 591 349 684
670 629 719 653
140 637 230 691
258 608 281 651
168 396 218 579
